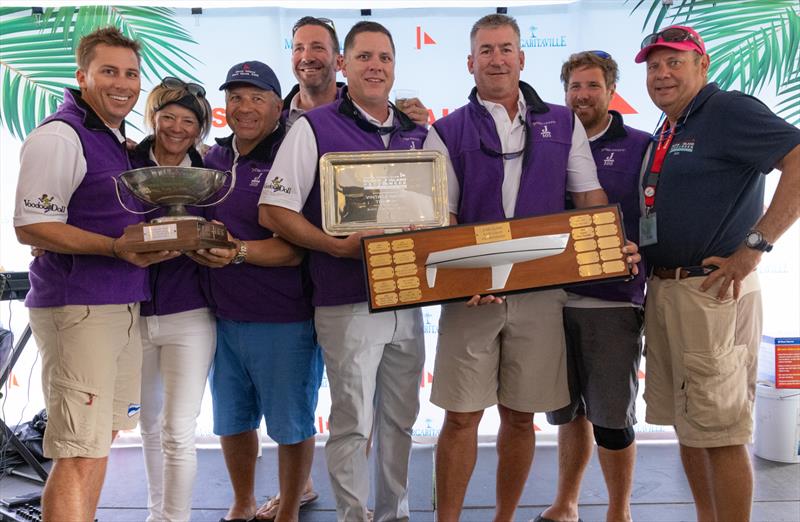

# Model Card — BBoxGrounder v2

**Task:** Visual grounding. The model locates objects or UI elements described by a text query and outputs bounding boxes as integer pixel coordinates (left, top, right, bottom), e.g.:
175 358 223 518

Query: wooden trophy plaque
361 205 632 312
120 219 235 253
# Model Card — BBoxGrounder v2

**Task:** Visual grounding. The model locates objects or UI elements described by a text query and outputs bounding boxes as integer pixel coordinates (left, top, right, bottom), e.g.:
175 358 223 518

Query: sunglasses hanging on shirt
479 114 530 162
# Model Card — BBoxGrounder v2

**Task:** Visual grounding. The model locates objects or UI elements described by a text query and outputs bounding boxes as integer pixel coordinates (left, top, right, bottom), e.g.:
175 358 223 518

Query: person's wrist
110 238 120 259
229 240 248 265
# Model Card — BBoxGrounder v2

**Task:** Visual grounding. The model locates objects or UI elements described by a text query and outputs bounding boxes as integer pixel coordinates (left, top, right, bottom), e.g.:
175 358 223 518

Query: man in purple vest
260 21 427 522
282 16 428 131
188 60 324 522
537 51 650 522
13 27 178 521
424 15 637 521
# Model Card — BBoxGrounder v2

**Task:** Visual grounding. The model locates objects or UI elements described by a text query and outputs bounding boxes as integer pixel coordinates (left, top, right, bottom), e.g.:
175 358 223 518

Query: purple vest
433 82 573 223
203 127 313 323
130 137 210 316
25 88 147 308
302 92 427 306
569 112 650 305
281 82 345 126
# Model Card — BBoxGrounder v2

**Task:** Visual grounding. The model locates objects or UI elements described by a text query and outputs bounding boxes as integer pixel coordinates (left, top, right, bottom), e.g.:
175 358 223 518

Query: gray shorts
546 306 643 429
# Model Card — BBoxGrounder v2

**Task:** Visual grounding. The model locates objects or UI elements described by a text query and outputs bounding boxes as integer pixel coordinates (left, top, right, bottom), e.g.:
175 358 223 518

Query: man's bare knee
443 410 483 431
497 405 533 429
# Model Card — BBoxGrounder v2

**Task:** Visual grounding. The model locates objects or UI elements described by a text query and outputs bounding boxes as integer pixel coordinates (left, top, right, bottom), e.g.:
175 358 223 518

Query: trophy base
120 220 236 253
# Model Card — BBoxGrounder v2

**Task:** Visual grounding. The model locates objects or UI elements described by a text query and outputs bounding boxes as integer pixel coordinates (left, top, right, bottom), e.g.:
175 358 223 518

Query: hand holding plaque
320 150 449 236
114 166 237 253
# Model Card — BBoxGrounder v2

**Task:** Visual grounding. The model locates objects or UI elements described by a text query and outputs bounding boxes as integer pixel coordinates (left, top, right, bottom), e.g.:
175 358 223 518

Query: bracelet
110 238 120 259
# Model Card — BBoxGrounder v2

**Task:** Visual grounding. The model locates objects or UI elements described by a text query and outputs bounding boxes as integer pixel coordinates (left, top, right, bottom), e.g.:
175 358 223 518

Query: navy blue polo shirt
642 83 800 268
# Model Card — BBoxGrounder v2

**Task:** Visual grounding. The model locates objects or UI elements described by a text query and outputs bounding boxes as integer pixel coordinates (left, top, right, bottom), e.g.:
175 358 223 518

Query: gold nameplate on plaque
595 224 618 237
372 267 394 280
576 251 600 265
475 223 512 244
593 212 616 225
374 280 397 293
361 205 632 312
569 214 592 227
574 239 598 252
320 150 449 235
395 263 417 277
391 239 415 251
368 241 391 254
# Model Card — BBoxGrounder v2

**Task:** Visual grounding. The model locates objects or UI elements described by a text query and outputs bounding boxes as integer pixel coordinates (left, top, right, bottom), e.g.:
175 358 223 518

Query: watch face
746 232 760 246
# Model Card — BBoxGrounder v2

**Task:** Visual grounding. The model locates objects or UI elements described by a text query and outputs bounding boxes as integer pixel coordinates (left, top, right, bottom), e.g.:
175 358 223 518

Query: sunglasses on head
588 50 612 59
160 76 206 98
640 27 702 51
292 16 336 35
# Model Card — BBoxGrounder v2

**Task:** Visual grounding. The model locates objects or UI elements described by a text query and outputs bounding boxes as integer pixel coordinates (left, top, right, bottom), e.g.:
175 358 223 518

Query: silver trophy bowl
114 166 235 222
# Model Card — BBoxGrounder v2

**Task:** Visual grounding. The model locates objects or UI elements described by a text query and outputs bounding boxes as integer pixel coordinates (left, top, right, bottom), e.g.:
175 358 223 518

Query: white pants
315 302 425 522
139 309 216 522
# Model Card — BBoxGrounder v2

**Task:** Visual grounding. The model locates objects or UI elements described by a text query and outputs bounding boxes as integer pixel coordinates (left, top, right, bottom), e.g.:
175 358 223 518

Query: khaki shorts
29 303 142 459
643 272 762 448
431 289 570 414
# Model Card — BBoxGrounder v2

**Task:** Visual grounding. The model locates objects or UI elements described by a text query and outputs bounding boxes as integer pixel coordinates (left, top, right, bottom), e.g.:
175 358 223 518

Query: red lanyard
643 121 674 211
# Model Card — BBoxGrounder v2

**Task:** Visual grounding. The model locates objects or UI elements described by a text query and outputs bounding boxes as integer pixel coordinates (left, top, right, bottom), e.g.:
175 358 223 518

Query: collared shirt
147 146 193 167
260 100 394 212
286 92 306 130
587 113 614 142
424 88 599 218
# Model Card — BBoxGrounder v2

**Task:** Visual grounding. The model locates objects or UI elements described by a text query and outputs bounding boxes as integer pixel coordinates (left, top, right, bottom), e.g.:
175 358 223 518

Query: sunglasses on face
292 16 336 35
640 28 702 51
160 76 206 98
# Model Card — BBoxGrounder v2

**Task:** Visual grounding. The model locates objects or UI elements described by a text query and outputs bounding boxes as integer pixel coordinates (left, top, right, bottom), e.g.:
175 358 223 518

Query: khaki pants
30 303 142 458
644 272 762 448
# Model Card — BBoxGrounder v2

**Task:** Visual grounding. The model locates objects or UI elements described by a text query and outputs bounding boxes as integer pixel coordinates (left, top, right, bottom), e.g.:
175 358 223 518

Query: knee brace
593 425 635 451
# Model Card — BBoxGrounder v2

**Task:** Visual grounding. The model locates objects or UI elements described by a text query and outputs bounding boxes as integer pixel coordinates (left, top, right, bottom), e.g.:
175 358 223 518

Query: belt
651 265 718 279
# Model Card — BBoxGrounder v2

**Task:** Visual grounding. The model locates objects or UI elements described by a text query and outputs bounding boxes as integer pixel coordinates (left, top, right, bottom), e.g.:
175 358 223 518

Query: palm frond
0 6 200 138
627 0 800 126
0 9 76 139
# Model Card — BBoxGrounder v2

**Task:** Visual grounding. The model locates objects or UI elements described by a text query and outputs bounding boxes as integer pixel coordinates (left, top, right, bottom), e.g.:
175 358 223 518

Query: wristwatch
230 241 248 264
744 230 773 252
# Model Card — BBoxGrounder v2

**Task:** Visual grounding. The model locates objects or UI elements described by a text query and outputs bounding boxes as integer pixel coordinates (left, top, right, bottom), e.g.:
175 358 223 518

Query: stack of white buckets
754 336 800 463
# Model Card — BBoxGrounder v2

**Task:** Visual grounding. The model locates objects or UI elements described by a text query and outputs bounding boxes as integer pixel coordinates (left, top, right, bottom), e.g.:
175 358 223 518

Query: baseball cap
219 61 282 96
634 25 706 63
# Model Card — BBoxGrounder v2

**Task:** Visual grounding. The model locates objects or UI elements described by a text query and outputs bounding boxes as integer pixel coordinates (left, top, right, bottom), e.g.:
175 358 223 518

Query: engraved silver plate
320 150 448 235
142 223 178 242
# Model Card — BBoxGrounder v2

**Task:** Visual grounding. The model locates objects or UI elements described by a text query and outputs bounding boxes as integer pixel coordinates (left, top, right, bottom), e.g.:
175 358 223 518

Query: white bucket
754 383 800 463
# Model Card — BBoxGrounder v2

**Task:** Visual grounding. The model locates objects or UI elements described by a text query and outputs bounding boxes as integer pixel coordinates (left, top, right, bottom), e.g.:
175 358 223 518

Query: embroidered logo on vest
250 167 270 187
603 152 615 166
540 125 552 138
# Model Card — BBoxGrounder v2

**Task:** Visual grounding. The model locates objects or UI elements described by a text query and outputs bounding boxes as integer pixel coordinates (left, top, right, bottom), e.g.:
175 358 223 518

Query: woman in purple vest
130 77 215 522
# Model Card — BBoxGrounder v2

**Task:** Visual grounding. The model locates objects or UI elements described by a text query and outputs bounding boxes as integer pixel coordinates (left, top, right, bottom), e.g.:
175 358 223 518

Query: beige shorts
643 272 762 448
431 289 570 414
29 303 142 459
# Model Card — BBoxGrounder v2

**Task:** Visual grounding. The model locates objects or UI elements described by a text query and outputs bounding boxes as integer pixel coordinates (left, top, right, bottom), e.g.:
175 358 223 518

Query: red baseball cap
635 25 706 63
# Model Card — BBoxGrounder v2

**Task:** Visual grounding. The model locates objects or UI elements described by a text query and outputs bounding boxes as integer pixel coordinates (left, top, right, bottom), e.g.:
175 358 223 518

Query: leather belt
651 265 717 279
